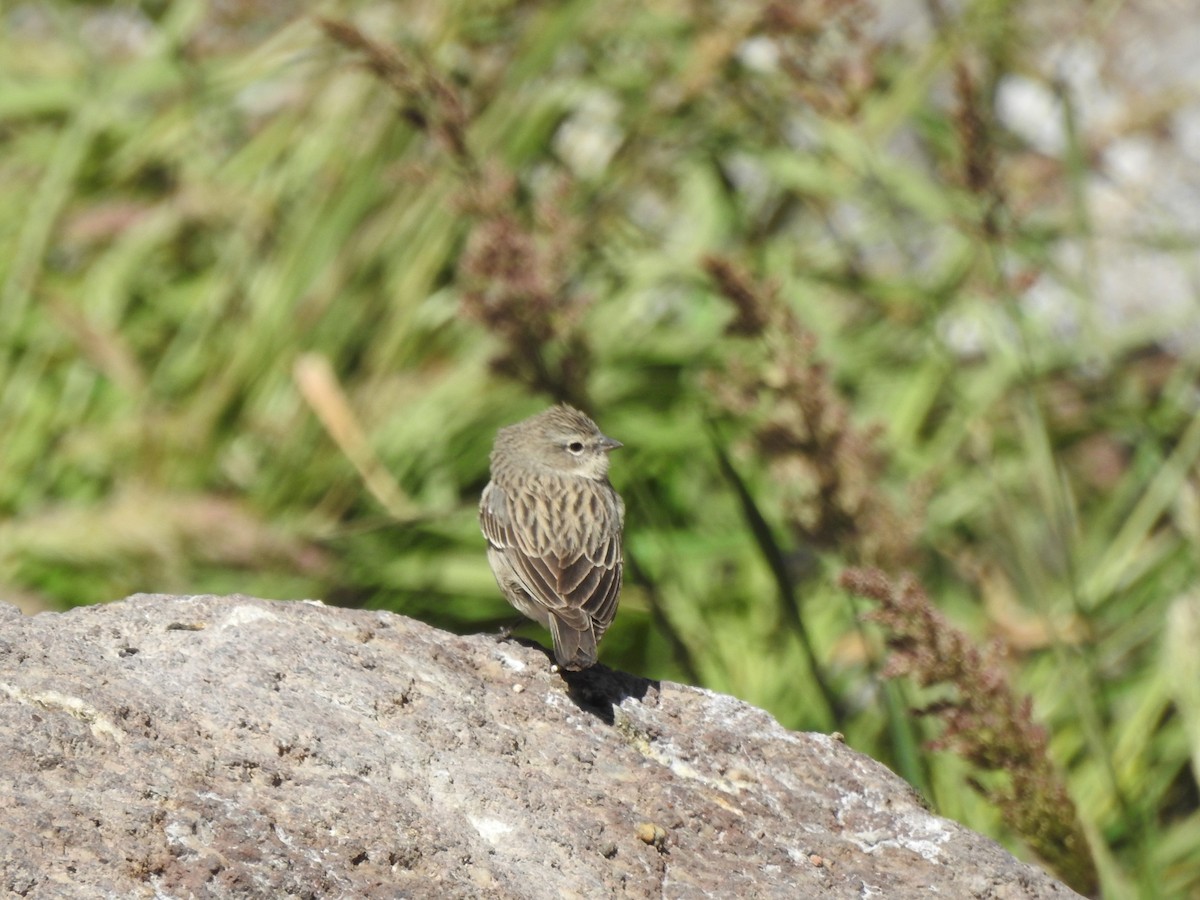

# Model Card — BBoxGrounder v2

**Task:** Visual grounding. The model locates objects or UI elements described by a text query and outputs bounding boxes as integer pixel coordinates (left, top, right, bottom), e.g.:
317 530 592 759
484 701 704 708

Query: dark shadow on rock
490 632 657 724
561 665 657 726
493 632 658 725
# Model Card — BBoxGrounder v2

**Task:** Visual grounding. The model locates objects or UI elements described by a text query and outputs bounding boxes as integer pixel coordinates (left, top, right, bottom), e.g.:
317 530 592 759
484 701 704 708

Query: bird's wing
480 479 622 635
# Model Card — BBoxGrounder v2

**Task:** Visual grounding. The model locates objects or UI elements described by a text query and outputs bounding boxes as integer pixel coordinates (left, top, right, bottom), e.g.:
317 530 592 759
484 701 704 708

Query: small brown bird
480 404 625 670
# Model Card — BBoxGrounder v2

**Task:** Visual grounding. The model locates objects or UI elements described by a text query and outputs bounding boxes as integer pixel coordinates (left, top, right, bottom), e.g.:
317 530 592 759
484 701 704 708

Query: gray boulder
0 594 1080 898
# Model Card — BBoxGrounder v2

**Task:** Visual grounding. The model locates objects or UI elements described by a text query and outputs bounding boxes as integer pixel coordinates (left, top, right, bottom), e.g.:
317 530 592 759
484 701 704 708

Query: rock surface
0 594 1080 899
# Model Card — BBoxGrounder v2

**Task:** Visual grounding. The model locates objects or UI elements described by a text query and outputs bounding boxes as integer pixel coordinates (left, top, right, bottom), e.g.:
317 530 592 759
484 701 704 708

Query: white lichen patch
496 652 527 672
846 812 953 863
469 815 514 846
0 682 124 743
894 811 954 862
672 686 803 746
611 709 749 806
219 605 281 629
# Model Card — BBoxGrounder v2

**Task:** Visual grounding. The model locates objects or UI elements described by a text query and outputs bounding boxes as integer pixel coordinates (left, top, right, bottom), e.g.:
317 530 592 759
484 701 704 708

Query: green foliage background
3 2 1199 896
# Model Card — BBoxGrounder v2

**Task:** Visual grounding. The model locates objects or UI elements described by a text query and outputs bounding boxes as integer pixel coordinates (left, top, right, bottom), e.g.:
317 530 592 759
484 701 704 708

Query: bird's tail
549 615 598 670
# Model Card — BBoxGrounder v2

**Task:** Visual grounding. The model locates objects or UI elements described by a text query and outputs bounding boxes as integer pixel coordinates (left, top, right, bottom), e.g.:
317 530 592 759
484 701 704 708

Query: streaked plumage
480 405 625 670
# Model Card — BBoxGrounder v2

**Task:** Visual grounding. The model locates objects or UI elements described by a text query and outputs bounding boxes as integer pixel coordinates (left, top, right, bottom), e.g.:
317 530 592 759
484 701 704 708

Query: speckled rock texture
0 594 1080 899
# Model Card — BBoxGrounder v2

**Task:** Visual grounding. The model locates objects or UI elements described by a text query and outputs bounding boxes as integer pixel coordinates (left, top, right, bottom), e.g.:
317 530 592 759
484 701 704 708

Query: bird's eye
566 441 585 455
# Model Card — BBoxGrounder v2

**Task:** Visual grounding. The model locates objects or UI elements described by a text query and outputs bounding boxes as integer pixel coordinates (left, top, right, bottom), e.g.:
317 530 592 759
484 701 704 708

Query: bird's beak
599 435 623 452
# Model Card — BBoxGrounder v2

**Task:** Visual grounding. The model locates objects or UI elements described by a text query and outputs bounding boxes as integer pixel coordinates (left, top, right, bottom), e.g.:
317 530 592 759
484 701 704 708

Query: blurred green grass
3 1 1199 896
